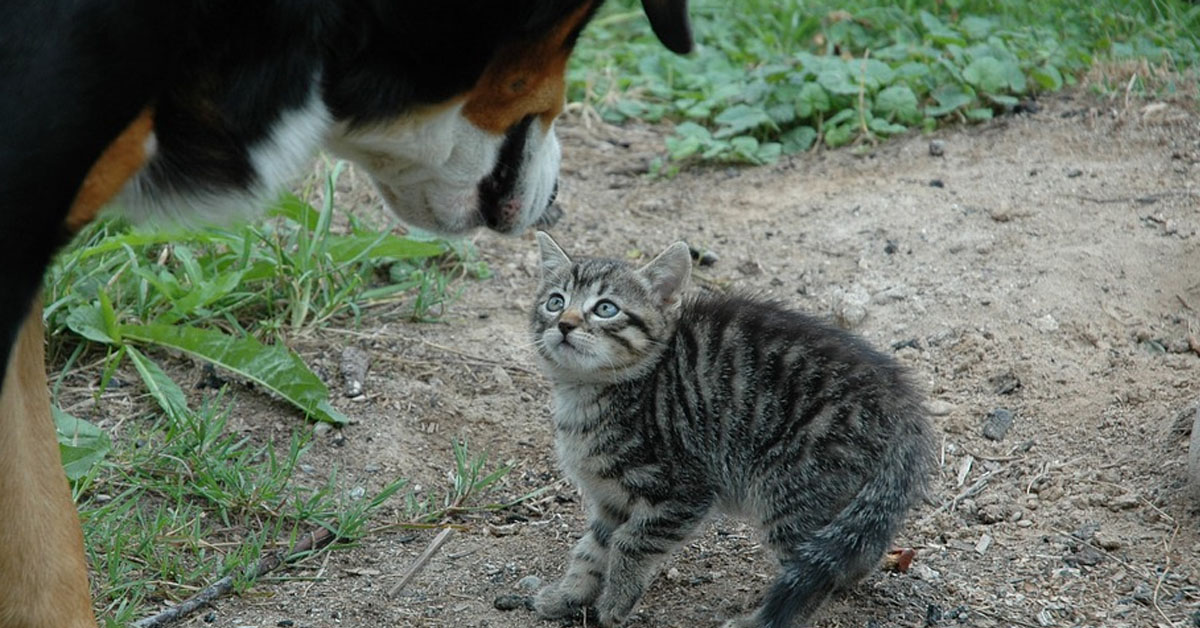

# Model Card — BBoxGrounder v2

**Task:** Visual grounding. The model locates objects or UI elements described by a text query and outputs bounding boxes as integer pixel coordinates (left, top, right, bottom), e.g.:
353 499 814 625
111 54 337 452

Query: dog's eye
593 300 620 318
546 294 565 312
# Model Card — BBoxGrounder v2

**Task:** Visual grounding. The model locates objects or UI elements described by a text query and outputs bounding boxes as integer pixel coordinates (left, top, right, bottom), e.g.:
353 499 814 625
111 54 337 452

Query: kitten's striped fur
530 232 935 628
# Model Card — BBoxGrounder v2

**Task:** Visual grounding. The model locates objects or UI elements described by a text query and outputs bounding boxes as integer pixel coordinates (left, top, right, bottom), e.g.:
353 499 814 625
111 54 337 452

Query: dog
0 2 691 626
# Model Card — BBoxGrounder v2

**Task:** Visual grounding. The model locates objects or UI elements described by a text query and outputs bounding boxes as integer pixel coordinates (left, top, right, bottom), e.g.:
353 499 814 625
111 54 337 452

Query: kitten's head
531 231 692 384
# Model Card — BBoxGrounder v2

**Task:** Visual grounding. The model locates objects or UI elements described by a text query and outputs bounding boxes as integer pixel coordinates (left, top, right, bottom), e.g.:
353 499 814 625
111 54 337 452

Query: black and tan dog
0 2 690 625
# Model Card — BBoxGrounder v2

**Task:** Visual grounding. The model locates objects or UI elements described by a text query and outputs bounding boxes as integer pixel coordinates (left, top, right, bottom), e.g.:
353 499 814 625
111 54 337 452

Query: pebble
929 139 946 157
1107 493 1140 511
340 346 370 398
1034 314 1059 333
831 284 870 329
493 595 533 611
1132 582 1154 605
1095 533 1123 550
911 563 941 583
982 408 1015 441
926 400 955 416
989 371 1021 395
347 486 365 500
313 422 333 437
516 575 542 592
492 365 514 390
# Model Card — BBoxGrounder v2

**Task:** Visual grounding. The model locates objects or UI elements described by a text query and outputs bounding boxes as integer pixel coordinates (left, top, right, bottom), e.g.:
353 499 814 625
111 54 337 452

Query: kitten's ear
638 241 692 306
535 231 572 283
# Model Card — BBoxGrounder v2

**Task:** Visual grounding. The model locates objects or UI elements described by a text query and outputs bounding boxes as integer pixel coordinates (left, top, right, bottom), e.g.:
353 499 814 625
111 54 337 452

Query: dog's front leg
0 303 97 628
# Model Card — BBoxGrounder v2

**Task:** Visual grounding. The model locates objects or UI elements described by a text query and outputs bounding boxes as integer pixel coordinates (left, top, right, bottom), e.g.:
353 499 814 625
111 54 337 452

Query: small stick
388 527 457 597
133 527 335 628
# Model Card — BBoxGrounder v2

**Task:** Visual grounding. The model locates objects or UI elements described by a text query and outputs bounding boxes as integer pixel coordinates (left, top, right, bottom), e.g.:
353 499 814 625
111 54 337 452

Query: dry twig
132 527 335 628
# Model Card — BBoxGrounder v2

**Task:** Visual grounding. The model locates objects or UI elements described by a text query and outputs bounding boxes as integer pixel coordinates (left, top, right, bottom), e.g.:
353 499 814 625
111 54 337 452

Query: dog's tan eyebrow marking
66 107 155 233
462 0 598 135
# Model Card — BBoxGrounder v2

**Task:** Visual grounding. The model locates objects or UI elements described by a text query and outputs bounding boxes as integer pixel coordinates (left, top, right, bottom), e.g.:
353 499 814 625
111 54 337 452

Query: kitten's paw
720 614 762 628
533 584 585 619
595 590 637 627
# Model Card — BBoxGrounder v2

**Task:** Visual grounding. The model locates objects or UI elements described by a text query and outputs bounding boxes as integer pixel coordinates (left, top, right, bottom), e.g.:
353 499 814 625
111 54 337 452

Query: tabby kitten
529 232 934 628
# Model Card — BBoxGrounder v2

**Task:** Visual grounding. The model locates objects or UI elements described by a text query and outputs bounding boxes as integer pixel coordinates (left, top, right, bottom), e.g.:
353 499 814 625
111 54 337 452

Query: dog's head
323 0 691 236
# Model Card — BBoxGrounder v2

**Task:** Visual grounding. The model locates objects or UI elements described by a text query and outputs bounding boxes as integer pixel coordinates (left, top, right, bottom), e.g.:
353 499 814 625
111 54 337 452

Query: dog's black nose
558 321 576 336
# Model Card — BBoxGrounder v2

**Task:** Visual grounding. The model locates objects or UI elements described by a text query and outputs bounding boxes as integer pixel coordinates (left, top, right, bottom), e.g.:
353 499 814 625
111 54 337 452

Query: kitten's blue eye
546 294 565 312
593 300 620 318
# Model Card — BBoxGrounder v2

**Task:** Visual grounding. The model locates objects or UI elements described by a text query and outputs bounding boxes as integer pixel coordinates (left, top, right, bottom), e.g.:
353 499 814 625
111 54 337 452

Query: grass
46 0 1200 621
45 161 514 624
568 0 1200 168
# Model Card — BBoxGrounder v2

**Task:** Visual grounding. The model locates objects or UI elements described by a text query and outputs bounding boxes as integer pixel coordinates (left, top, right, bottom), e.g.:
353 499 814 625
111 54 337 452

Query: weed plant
570 0 1200 166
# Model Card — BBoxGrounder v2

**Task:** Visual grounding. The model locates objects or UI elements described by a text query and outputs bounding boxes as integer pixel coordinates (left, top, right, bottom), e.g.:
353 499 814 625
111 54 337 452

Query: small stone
1034 314 1059 333
911 563 941 583
929 179 945 188
666 567 682 582
974 534 993 555
689 246 720 267
94 494 113 504
493 595 533 611
982 408 1015 441
926 400 954 416
313 422 333 437
1107 493 1140 511
831 284 871 329
737 259 763 275
348 486 365 500
277 621 295 627
1132 582 1154 605
493 365 514 390
516 575 542 592
1095 533 1123 551
204 612 216 623
1066 168 1084 178
929 139 946 157
989 371 1021 395
340 346 370 398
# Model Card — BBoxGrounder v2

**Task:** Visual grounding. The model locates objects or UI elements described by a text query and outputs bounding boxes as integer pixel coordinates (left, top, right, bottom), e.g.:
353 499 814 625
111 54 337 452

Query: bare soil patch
138 92 1200 627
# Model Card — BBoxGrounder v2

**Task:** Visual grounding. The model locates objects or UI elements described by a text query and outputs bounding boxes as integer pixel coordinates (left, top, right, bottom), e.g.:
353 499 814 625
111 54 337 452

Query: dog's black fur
0 0 691 381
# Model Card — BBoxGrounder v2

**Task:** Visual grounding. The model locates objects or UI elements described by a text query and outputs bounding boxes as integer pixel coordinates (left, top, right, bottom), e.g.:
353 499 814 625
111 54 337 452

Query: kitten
529 232 934 628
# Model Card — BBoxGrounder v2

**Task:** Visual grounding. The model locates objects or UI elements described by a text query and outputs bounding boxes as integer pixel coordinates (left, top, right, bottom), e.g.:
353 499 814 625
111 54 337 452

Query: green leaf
824 123 856 148
713 104 774 139
54 407 111 481
269 192 321 232
927 84 975 117
324 234 446 264
816 66 860 96
966 107 995 120
780 126 817 154
120 323 348 425
795 82 831 118
868 117 908 135
874 85 921 125
65 304 115 344
963 57 1017 94
126 346 191 422
1031 65 1064 90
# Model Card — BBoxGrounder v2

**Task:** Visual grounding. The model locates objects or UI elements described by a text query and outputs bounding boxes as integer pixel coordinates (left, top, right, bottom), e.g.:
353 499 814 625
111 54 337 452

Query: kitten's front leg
595 500 709 627
534 513 620 619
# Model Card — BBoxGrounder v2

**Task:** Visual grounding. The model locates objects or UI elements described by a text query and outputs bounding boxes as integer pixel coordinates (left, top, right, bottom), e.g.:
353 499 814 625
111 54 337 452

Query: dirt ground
150 90 1200 627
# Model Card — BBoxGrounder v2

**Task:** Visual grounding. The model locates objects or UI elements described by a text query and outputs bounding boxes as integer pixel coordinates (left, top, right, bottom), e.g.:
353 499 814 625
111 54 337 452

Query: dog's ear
641 0 692 54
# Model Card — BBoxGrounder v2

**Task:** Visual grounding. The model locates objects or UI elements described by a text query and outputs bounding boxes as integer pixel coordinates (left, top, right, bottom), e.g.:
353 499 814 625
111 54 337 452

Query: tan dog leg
0 303 97 628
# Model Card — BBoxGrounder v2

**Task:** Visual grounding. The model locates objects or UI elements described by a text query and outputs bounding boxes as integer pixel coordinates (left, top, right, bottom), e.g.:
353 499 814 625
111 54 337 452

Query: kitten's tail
759 415 933 628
